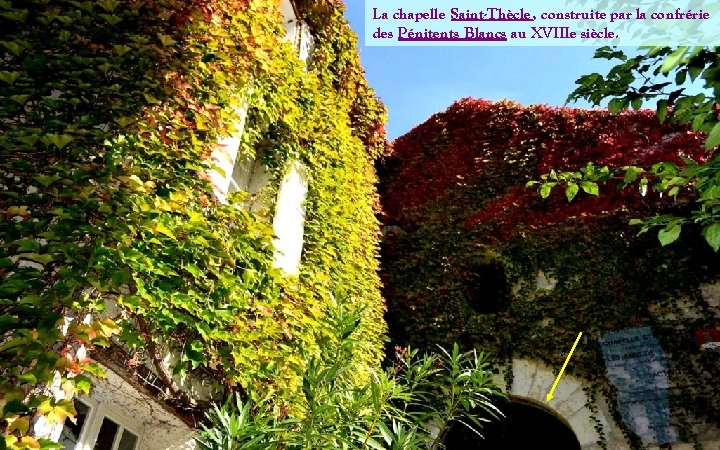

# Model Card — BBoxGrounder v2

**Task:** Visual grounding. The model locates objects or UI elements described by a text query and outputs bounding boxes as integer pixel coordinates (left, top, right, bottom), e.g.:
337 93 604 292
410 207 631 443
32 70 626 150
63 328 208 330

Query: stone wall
35 364 196 450
494 358 720 450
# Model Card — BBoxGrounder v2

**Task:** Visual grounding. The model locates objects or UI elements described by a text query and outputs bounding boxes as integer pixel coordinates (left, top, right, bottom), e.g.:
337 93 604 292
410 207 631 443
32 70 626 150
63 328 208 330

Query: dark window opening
464 261 509 314
94 418 119 450
59 401 90 449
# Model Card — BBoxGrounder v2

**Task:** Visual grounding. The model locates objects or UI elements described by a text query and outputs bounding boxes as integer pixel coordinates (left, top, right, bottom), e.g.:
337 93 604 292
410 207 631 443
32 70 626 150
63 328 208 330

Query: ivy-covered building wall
0 0 387 448
378 98 720 449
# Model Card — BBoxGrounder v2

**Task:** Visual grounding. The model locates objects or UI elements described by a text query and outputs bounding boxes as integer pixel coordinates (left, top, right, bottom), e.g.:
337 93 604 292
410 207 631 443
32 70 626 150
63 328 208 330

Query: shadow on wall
443 397 581 450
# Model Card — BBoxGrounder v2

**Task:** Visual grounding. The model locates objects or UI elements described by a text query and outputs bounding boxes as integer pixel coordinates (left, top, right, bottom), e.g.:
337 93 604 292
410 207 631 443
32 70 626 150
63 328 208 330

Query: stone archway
442 358 623 449
503 358 613 448
443 397 581 449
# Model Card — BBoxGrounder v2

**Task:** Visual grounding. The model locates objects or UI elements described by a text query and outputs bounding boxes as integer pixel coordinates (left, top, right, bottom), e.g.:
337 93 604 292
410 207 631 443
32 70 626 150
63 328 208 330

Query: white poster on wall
599 326 678 444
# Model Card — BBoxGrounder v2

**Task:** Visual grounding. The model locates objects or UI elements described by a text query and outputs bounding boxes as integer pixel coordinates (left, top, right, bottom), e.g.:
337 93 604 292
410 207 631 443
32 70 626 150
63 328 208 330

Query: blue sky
344 3 620 139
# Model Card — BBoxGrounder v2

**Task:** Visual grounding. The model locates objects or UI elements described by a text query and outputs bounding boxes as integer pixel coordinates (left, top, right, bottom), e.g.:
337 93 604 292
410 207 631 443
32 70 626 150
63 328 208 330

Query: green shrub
197 306 504 450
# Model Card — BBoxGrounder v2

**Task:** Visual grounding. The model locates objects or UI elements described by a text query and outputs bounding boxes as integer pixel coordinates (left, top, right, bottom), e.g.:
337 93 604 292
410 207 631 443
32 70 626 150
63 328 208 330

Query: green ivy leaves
658 222 682 246
702 223 720 251
0 71 21 85
1 1 387 447
533 166 601 200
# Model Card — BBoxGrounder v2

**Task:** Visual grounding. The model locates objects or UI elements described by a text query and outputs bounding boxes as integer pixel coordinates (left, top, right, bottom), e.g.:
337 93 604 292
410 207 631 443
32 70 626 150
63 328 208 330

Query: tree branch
136 315 195 406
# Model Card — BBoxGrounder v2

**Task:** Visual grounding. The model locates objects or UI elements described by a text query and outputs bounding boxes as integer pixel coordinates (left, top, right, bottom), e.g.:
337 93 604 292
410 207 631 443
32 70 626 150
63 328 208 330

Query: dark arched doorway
443 398 581 449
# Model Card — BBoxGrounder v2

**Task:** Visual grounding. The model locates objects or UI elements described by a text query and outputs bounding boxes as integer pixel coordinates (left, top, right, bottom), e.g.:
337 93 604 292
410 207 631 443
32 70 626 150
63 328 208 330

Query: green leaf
622 166 643 185
658 224 681 246
37 439 64 449
184 264 202 278
608 98 627 114
157 33 176 47
45 134 75 150
142 93 160 104
688 65 703 82
580 181 599 196
0 40 25 56
0 316 21 334
154 222 176 240
17 135 39 146
675 69 687 85
702 223 720 252
18 253 53 264
18 373 37 385
692 113 706 132
72 375 92 395
99 13 122 26
114 44 132 56
10 94 30 105
361 437 386 450
700 184 720 201
15 239 40 252
565 183 579 201
705 122 720 150
97 0 121 12
540 182 556 199
34 174 60 187
111 268 130 285
3 399 29 416
1 10 29 23
659 47 688 74
0 71 22 85
184 340 205 369
656 99 669 123
376 421 393 444
651 161 678 176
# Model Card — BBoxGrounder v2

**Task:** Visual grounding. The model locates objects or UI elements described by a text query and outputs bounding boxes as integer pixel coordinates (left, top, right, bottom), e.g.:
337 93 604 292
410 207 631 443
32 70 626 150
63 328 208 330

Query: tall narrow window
279 0 314 64
272 161 308 275
280 0 297 42
297 21 314 64
209 106 249 204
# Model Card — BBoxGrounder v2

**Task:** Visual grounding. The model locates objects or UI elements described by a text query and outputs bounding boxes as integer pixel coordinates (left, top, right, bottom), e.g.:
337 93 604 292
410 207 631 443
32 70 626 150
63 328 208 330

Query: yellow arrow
546 331 583 401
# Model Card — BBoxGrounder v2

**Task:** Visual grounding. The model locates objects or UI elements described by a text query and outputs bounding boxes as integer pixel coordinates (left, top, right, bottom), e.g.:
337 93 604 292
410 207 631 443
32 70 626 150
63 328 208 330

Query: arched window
464 260 510 314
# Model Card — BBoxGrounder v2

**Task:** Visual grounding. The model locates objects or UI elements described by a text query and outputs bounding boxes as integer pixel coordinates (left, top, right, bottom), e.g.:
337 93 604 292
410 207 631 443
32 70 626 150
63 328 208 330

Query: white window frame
226 149 271 212
272 161 308 275
279 0 314 65
213 1 314 206
280 0 298 45
209 104 250 204
297 21 314 65
65 397 144 450
227 154 255 195
208 0 311 274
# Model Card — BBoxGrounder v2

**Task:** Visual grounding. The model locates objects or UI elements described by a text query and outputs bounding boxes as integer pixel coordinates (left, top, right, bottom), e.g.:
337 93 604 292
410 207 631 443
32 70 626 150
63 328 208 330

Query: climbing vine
0 0 386 448
379 98 720 447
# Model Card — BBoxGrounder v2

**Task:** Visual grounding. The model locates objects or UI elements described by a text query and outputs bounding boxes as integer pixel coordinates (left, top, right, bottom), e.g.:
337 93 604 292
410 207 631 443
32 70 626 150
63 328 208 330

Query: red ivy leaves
381 98 708 240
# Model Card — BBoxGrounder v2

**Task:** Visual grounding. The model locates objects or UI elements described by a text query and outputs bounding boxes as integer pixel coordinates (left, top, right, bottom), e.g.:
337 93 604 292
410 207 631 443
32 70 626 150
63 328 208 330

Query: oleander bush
196 306 503 450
